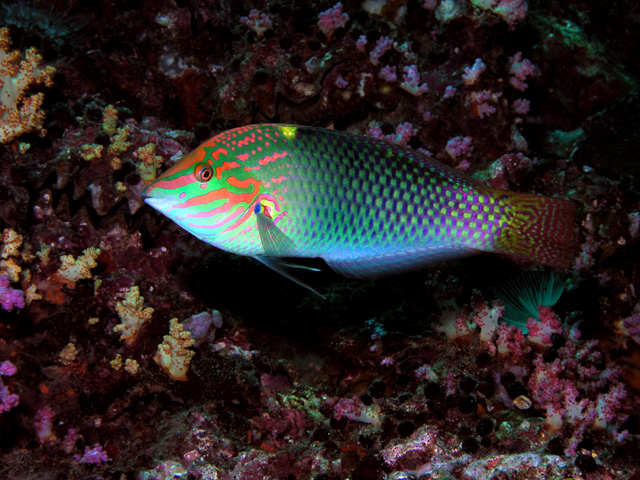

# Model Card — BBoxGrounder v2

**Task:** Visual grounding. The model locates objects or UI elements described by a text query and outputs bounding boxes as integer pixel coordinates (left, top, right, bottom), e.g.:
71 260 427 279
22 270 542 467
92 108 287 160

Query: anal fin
325 245 479 279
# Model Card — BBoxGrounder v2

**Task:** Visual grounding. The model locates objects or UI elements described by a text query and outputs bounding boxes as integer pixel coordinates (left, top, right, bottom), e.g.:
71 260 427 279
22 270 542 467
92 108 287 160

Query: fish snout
141 183 174 213
141 181 159 199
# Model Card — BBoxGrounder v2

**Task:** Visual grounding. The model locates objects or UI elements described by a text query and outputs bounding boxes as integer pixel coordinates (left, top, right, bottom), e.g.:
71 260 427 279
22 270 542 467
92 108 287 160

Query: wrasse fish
142 124 575 296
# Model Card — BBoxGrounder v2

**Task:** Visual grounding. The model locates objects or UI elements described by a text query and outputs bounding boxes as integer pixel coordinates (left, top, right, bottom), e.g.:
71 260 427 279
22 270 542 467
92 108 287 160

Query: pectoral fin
255 205 297 257
254 203 324 298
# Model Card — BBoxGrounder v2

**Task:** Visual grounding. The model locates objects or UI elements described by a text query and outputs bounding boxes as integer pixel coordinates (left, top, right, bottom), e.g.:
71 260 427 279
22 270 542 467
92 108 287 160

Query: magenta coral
62 428 79 454
366 122 418 146
618 313 640 345
526 305 563 347
446 136 474 159
0 360 19 413
75 444 109 464
0 274 24 312
333 396 365 421
528 331 630 440
317 2 350 37
593 384 627 429
528 355 571 432
378 65 398 83
443 85 457 99
333 396 380 425
495 323 526 357
400 65 429 96
433 297 475 339
529 356 564 406
472 298 505 342
462 58 486 85
468 90 500 118
370 36 394 65
182 309 223 347
391 122 418 146
0 382 19 413
513 98 530 114
34 405 56 443
0 361 17 376
334 76 348 88
509 52 536 91
239 10 273 37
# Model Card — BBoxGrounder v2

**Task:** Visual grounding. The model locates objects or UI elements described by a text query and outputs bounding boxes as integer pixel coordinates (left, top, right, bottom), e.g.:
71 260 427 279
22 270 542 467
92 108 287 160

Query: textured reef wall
1 0 639 479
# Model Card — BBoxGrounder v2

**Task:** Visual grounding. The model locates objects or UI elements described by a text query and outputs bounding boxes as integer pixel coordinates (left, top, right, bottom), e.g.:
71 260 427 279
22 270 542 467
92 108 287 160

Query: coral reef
0 1 639 479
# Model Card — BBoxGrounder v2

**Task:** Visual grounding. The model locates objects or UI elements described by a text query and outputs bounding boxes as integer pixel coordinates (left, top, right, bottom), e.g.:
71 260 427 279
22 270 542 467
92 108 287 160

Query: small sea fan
495 270 565 332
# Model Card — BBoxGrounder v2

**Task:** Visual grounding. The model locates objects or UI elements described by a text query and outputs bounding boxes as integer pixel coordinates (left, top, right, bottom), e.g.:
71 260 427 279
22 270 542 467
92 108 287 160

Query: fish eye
194 163 214 182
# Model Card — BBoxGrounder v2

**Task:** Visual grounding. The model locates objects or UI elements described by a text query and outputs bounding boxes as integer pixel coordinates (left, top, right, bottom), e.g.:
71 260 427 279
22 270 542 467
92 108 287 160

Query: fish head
142 138 263 248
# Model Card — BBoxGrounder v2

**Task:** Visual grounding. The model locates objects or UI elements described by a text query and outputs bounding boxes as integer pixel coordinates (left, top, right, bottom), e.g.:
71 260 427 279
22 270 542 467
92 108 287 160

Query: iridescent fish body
142 125 575 294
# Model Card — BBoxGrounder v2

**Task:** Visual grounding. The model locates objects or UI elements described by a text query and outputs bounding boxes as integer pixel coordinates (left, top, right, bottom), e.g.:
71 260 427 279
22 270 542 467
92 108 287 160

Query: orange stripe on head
228 176 260 191
206 147 228 161
187 204 245 229
215 161 240 179
222 205 254 233
153 172 196 191
171 189 231 210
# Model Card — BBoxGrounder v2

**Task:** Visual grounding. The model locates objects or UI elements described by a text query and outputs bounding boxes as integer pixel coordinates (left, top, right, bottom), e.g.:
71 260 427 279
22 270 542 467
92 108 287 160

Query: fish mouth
141 183 154 199
143 196 173 212
141 184 174 213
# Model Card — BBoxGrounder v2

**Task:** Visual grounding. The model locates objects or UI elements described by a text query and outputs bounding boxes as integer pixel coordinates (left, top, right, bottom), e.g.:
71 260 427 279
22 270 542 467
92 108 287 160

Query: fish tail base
492 190 576 268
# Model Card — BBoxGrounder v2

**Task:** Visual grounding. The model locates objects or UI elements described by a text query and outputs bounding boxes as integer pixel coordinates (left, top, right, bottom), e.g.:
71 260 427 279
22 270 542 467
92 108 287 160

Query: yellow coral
113 285 154 343
36 243 51 264
154 318 196 381
59 343 78 366
110 353 123 371
134 143 164 184
124 358 139 375
110 156 122 170
1 228 22 258
107 125 131 157
110 354 139 375
80 143 104 161
56 247 101 284
24 284 41 305
0 27 55 144
0 258 21 282
102 104 118 136
0 229 24 282
20 243 36 262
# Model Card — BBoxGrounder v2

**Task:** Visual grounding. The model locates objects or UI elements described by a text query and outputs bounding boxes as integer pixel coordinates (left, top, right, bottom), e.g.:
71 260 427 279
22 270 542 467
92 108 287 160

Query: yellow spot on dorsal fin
279 126 297 139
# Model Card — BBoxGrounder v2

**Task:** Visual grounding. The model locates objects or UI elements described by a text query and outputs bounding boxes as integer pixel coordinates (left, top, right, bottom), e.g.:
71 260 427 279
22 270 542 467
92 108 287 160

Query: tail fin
490 190 576 268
